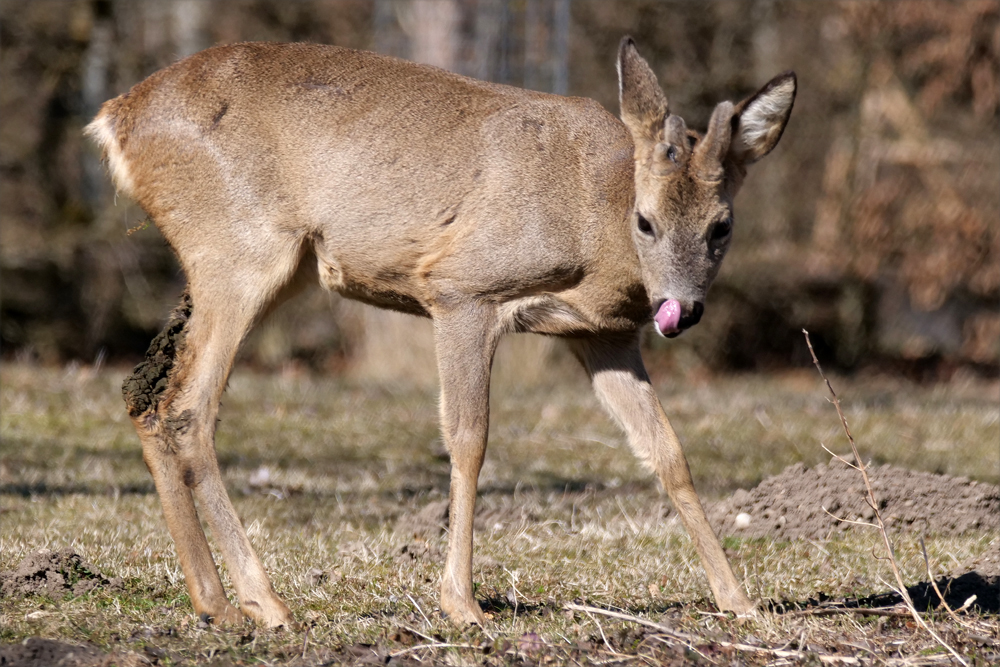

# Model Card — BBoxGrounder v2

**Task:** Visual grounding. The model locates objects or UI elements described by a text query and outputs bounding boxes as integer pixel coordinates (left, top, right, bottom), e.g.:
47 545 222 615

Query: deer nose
651 299 705 338
678 301 704 329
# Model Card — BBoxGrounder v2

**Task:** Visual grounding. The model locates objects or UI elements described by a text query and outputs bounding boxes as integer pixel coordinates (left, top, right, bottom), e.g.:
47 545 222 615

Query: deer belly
314 242 429 317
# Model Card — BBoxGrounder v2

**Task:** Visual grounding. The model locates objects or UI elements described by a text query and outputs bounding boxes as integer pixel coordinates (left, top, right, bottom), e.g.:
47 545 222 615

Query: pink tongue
654 299 682 334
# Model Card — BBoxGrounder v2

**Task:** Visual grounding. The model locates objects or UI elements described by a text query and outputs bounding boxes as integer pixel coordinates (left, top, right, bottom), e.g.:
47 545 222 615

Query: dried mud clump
0 638 114 667
0 548 122 599
710 462 1000 541
121 293 191 418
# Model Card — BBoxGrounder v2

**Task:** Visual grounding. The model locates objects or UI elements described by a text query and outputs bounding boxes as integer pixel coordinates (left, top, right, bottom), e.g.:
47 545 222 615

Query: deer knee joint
122 293 192 424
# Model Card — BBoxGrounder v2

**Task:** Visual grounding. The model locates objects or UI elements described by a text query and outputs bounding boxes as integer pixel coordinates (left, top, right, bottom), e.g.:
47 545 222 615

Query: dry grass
1 358 997 665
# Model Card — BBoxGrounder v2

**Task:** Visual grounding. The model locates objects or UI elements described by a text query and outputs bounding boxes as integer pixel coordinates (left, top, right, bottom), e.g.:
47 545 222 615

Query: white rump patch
84 113 136 197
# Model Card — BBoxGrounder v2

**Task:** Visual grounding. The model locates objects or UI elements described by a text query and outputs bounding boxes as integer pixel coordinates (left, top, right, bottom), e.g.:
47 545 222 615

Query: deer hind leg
432 302 501 625
570 335 755 615
126 241 304 628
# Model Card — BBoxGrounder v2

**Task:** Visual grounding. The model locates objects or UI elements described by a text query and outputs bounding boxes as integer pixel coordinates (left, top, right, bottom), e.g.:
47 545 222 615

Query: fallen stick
564 604 861 665
389 642 479 658
786 606 913 618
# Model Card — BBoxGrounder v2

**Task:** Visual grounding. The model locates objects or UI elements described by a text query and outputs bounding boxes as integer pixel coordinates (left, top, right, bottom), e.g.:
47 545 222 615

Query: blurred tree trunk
552 0 569 95
409 0 460 69
524 0 543 90
350 0 463 387
79 0 121 356
750 0 788 246
473 0 505 82
172 0 209 58
349 0 559 387
373 0 407 58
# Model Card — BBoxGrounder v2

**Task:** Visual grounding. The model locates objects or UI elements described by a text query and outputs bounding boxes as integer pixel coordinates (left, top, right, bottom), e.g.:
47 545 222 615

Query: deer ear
618 37 669 148
729 71 796 166
692 101 733 182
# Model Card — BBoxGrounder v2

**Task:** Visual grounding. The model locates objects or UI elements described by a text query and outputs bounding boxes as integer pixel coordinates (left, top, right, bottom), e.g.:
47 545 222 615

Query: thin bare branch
919 536 976 629
821 506 878 528
787 606 913 618
802 329 969 667
821 442 862 470
406 593 432 628
389 642 479 659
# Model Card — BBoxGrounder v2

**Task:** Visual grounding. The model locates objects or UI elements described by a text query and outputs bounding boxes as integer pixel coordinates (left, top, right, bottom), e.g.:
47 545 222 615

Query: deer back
87 42 646 331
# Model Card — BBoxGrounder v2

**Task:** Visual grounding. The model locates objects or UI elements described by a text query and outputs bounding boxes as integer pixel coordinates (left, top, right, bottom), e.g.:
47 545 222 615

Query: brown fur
87 38 795 627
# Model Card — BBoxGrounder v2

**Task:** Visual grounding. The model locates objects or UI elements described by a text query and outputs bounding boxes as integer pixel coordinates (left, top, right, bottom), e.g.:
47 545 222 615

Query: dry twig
802 329 969 667
918 537 977 629
787 606 912 618
389 642 478 658
564 604 861 665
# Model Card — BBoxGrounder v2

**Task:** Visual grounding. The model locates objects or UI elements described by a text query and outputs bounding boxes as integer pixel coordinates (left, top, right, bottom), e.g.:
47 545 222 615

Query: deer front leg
432 303 501 625
571 335 755 615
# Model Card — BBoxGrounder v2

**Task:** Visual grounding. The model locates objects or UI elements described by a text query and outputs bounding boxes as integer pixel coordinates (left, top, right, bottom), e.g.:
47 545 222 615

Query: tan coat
87 38 795 627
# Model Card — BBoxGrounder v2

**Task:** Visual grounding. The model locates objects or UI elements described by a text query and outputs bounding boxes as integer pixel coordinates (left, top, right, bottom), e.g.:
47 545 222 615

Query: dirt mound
709 462 999 541
0 638 119 667
0 549 122 599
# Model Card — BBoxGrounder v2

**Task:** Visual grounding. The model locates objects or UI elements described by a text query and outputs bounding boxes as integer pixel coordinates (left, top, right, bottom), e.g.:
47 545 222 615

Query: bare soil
707 461 999 541
0 548 122 600
0 638 119 667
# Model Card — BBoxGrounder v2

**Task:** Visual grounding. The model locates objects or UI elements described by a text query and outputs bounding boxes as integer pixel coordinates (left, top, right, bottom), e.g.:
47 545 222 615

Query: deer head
618 37 796 337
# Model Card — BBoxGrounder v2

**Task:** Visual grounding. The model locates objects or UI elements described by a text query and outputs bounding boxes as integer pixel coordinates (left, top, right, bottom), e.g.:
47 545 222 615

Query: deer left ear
617 37 669 149
729 71 796 166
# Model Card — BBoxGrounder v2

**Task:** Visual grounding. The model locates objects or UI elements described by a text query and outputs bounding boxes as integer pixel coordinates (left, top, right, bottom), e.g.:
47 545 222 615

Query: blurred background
2 0 998 383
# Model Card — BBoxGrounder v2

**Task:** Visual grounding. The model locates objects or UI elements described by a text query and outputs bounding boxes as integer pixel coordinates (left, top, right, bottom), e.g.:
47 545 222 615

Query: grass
1 358 998 665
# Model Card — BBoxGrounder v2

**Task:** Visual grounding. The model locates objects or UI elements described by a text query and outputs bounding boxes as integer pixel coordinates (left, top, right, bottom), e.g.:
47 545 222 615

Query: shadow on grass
767 570 999 615
1 482 155 497
479 596 685 619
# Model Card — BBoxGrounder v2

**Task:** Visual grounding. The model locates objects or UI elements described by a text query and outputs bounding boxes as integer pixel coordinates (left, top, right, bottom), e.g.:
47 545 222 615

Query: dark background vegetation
2 0 998 378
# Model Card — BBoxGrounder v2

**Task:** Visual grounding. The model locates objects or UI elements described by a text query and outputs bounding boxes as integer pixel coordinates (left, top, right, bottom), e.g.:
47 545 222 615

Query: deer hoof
199 603 245 627
242 598 295 629
720 593 758 618
441 594 487 626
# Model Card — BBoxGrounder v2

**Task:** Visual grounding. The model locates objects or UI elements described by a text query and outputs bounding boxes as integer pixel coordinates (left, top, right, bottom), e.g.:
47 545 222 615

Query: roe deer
86 38 795 627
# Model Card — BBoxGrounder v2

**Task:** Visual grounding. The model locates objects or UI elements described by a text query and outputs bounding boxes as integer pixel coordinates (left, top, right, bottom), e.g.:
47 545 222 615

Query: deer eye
637 214 654 236
710 217 733 242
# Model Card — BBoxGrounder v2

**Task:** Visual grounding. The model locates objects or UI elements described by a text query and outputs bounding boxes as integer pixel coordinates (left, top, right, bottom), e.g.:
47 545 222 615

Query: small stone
735 512 752 529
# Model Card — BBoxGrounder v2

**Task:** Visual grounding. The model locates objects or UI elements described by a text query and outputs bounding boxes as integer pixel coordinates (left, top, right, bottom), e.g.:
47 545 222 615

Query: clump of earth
0 638 115 667
707 461 999 542
0 548 122 599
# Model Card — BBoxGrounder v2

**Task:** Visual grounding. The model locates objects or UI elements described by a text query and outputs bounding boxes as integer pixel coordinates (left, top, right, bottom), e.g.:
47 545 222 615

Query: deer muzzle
652 299 704 338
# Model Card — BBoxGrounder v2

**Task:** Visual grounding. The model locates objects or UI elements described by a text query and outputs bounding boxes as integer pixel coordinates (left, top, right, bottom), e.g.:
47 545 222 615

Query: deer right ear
618 37 669 149
729 71 796 166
